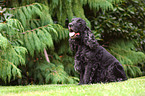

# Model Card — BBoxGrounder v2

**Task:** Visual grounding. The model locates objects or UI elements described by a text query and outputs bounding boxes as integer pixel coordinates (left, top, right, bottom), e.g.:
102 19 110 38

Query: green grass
0 77 145 96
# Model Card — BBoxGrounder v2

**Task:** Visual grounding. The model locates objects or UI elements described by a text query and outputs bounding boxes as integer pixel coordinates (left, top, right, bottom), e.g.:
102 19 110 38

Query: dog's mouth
69 32 80 37
69 28 80 38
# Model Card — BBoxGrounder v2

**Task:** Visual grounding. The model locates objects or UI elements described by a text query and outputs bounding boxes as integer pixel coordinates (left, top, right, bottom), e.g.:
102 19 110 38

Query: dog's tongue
75 33 80 36
69 32 80 37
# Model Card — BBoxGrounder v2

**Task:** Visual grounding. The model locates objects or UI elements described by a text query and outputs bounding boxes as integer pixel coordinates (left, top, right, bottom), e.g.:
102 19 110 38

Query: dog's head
68 18 87 39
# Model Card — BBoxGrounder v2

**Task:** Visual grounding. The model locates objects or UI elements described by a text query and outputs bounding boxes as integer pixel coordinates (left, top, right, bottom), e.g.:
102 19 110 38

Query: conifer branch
22 25 49 34
11 3 40 10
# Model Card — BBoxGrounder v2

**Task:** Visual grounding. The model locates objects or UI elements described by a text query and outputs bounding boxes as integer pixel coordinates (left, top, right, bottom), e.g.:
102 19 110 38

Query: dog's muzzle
68 26 80 38
69 32 80 37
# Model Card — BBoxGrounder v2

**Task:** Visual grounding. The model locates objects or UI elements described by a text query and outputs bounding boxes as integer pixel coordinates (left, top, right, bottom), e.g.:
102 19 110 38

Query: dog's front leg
78 71 84 85
83 64 92 84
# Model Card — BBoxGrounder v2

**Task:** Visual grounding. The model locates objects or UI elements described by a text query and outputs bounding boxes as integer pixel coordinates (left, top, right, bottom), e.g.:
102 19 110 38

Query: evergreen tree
1 0 142 85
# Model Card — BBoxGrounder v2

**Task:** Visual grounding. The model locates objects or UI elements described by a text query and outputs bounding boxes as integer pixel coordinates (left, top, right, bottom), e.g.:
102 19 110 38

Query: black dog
68 18 127 84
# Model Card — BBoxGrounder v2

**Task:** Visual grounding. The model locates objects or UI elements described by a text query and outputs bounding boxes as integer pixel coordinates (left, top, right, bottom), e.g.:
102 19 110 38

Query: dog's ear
82 26 90 34
79 20 88 32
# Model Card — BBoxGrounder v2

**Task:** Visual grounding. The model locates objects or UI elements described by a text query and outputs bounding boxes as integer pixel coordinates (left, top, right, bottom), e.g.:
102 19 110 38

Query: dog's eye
77 20 82 25
77 19 81 22
78 22 82 25
72 20 74 22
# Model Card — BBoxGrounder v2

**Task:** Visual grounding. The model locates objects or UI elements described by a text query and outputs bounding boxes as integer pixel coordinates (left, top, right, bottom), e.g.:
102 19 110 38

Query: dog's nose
68 23 73 27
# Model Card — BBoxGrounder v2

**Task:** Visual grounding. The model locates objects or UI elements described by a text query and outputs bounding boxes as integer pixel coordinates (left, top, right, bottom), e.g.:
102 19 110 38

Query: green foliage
93 0 145 41
81 0 117 11
48 0 121 27
0 19 24 44
0 34 27 83
0 33 8 50
0 18 71 84
24 53 78 84
0 19 26 83
44 62 77 84
28 61 77 84
1 2 74 84
22 24 69 57
11 3 53 29
8 0 122 28
61 55 77 77
109 40 145 77
1 0 128 85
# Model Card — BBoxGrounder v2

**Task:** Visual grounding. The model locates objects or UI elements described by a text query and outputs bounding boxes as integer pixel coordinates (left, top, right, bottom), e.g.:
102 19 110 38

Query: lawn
0 77 145 96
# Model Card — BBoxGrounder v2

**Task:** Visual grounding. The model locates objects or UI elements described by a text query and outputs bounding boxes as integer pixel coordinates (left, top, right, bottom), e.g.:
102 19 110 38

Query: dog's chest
77 46 95 59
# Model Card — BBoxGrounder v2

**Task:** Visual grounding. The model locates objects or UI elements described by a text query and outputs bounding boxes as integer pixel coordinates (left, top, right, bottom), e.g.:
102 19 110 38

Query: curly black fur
68 18 127 84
